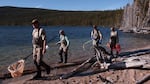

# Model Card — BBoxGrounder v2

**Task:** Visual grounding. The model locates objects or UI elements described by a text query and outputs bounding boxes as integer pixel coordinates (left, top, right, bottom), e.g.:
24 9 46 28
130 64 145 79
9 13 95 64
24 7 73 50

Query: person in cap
109 27 119 58
56 30 70 63
32 19 51 79
91 25 102 55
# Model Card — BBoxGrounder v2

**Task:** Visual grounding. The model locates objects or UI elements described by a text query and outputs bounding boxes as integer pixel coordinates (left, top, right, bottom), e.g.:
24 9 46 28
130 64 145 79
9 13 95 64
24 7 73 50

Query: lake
0 26 150 72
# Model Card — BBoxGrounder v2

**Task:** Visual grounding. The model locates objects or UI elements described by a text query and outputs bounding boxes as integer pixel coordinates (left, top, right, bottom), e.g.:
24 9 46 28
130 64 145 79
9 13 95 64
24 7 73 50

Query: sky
0 0 133 11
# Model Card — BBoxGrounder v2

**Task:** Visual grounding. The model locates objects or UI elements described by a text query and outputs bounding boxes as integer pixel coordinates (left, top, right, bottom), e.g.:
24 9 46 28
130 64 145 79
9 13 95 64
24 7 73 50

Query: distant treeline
0 6 123 27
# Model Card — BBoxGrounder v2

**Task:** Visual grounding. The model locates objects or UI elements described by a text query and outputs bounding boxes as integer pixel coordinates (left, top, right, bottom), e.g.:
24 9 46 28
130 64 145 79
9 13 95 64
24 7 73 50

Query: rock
120 0 150 34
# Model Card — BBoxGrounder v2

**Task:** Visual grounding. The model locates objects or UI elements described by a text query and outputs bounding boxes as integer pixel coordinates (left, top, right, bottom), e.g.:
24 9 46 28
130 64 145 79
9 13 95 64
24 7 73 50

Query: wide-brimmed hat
32 19 39 24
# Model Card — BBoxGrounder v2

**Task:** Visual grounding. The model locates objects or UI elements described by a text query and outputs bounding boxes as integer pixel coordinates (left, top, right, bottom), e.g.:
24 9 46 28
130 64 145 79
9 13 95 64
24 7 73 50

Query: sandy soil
1 45 150 84
25 69 150 84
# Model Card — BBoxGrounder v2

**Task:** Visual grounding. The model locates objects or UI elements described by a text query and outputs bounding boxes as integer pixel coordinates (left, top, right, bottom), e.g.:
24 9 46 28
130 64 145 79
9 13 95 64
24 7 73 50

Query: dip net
7 59 25 78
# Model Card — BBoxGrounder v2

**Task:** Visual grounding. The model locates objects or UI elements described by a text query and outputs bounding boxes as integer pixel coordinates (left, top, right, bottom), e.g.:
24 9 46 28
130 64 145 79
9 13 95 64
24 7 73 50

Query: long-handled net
7 35 57 78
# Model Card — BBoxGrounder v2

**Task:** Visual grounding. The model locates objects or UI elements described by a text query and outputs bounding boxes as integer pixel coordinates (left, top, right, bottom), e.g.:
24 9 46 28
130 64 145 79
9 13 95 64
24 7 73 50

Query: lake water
0 26 150 72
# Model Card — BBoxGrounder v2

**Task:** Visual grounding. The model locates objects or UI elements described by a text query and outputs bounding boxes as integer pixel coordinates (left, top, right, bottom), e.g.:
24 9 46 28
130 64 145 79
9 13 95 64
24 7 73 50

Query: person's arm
116 31 119 43
91 31 94 39
109 31 112 43
65 36 69 47
32 30 34 45
56 35 61 45
41 29 47 54
99 31 102 41
43 38 46 54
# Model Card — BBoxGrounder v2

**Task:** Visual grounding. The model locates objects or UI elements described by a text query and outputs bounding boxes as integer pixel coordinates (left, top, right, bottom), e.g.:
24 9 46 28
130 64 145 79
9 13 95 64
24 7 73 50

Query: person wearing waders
109 27 119 58
32 19 50 79
91 25 102 55
56 30 70 63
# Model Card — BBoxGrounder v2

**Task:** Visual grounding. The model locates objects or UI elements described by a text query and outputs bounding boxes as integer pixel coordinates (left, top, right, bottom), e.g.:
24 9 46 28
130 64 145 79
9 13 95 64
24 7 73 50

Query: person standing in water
91 25 102 55
32 19 51 79
56 30 70 63
109 27 120 58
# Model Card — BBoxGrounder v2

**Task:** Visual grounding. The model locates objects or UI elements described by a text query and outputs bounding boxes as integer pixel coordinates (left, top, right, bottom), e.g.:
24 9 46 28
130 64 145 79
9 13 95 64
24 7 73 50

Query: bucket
8 59 25 77
116 43 121 52
106 43 121 53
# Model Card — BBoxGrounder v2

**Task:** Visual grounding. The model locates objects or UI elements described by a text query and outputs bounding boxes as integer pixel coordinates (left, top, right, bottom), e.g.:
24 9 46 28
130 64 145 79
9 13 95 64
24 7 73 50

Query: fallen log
109 56 150 69
108 61 146 69
61 52 150 79
136 74 150 84
142 64 150 69
119 49 150 57
115 54 150 63
60 45 111 79
60 56 96 79
129 50 150 57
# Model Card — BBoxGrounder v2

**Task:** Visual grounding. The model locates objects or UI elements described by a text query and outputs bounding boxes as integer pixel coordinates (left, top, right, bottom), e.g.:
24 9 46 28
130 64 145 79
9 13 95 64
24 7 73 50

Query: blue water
0 26 150 72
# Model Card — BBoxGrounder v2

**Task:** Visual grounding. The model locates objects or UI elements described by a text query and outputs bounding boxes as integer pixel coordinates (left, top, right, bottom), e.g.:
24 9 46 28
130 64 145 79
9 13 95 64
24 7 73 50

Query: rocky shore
120 0 150 34
120 27 150 34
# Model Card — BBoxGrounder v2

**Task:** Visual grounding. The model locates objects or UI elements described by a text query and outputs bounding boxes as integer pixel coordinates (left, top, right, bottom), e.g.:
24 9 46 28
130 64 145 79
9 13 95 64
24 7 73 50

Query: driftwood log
61 46 150 79
60 56 96 79
136 74 150 84
119 48 150 57
60 46 111 79
61 54 150 79
109 56 150 69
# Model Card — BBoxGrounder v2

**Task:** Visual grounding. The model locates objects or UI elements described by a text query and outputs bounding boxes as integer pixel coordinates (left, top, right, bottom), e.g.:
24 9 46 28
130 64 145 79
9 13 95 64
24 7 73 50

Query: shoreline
1 45 150 84
1 45 150 76
119 27 150 34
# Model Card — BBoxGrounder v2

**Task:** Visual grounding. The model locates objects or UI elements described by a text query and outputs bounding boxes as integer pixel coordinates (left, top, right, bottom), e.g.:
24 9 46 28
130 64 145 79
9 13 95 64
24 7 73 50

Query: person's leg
110 44 115 63
111 48 114 56
39 49 51 74
115 44 120 58
64 50 68 63
93 45 98 56
40 61 51 74
58 48 63 63
110 43 115 57
92 40 99 56
93 48 96 56
33 48 41 78
116 50 119 58
33 59 41 77
94 40 100 55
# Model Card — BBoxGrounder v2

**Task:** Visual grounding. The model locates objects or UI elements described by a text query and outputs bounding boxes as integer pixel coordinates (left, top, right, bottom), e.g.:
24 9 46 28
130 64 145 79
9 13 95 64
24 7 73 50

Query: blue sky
0 0 133 11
